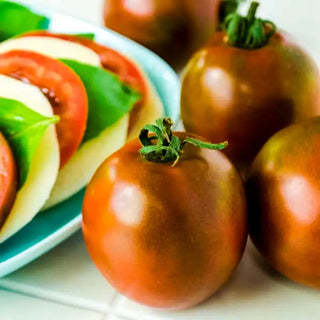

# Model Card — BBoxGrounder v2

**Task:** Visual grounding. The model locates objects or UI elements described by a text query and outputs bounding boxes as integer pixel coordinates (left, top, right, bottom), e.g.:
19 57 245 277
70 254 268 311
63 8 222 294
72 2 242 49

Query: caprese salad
0 30 163 243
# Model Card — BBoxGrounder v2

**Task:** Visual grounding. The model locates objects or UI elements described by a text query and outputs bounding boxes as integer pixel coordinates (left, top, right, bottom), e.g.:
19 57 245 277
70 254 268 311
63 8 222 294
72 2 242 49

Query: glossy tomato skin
247 117 320 288
22 31 147 136
103 0 221 69
181 32 320 174
82 133 247 309
0 50 88 167
0 132 18 229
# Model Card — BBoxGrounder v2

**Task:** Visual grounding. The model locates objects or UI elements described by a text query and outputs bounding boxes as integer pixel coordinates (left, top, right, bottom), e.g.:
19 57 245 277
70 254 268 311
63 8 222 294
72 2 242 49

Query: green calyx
219 0 246 24
139 117 228 166
223 1 276 49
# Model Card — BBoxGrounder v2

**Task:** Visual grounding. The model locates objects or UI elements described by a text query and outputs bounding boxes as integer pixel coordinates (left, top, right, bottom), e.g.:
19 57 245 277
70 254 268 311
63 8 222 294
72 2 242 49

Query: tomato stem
139 118 228 166
247 1 258 23
223 1 276 49
219 0 245 25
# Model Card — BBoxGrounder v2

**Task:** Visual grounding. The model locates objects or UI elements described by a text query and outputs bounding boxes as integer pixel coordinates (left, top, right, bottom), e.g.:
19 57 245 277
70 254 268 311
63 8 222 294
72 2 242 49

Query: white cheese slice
0 36 101 66
0 36 163 209
44 115 129 209
0 75 60 243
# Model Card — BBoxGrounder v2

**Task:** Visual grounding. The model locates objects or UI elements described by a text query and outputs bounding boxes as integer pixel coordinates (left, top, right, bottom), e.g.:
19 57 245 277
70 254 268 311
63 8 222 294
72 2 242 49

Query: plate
0 6 180 278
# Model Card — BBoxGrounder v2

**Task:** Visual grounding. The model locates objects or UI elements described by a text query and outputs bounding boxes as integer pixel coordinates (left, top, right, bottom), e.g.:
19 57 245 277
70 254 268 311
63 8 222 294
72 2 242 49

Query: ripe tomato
82 119 247 309
103 0 222 69
181 6 320 175
22 31 147 136
247 117 320 288
0 132 18 229
0 50 88 167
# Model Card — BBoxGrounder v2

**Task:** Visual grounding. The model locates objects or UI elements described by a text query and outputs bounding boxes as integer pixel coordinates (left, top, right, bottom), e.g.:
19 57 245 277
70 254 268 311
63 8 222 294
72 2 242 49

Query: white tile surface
0 232 116 313
12 0 104 26
0 289 104 320
104 316 129 320
114 242 320 320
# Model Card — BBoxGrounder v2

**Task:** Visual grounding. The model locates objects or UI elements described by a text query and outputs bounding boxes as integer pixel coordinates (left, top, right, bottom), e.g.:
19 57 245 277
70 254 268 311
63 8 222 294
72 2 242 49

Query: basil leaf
60 59 141 142
74 33 95 40
0 98 59 188
0 1 49 41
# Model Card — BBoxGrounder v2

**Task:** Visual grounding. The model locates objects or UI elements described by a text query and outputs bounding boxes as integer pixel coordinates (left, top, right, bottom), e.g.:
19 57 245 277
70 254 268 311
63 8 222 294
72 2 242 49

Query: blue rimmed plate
0 6 180 278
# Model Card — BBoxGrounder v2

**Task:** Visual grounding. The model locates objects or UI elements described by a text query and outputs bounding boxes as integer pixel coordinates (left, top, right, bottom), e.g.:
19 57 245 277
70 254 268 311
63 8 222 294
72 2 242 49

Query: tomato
181 6 320 175
22 31 147 136
0 132 18 229
247 117 320 288
103 0 222 69
0 50 88 167
82 119 247 309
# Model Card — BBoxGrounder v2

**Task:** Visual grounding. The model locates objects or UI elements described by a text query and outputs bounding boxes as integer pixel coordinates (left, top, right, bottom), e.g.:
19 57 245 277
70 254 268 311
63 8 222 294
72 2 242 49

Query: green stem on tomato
219 0 246 25
139 117 228 166
223 1 276 49
247 1 259 23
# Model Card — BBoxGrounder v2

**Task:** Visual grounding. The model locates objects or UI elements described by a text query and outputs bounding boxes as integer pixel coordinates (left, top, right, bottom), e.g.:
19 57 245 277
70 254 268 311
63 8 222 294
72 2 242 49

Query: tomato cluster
82 0 320 311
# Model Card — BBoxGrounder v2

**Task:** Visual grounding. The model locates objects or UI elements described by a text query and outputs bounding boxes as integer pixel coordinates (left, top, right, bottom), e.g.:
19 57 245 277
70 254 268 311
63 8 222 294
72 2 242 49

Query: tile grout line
106 293 147 320
104 312 134 320
100 293 138 320
110 294 151 320
1 287 107 319
106 292 123 319
0 282 111 314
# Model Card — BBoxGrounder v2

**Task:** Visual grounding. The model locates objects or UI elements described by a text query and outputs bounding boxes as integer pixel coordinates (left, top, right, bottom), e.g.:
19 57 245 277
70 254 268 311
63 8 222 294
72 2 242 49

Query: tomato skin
0 50 88 167
0 132 18 229
22 31 147 137
181 32 320 174
247 117 320 288
103 0 221 69
82 133 247 309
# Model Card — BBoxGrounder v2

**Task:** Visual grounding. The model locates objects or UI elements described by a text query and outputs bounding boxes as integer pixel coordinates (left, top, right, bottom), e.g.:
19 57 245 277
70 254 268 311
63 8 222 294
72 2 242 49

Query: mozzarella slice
0 75 60 243
0 35 163 210
0 36 101 66
44 115 129 209
0 34 163 140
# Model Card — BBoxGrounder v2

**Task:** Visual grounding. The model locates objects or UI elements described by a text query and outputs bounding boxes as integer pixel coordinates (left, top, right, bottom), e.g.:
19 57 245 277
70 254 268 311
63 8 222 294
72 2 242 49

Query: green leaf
139 117 228 166
60 59 141 142
183 137 228 150
0 98 59 188
74 33 95 40
0 1 49 41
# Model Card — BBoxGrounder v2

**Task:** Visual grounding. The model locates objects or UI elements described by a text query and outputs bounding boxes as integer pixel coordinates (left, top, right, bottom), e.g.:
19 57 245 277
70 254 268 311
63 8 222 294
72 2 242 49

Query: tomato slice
22 31 147 134
0 50 88 167
0 132 18 229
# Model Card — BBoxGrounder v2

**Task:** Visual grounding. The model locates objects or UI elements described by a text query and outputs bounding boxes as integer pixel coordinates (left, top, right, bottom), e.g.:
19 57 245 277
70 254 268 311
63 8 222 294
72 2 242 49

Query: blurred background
15 0 320 69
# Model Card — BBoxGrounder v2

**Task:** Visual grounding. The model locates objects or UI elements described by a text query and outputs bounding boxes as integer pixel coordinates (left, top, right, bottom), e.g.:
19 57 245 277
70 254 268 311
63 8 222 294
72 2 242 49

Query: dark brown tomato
22 31 147 136
0 132 18 229
247 117 320 288
0 50 88 168
82 132 247 309
103 0 222 69
181 32 320 175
